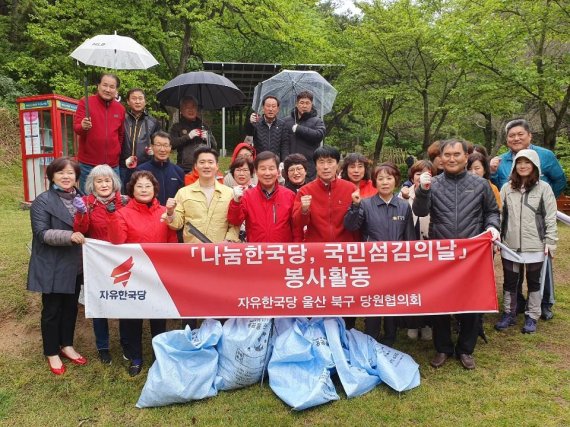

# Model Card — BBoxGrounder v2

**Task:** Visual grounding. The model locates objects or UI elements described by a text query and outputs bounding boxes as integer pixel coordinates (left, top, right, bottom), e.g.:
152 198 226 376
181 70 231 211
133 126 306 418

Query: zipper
454 177 458 236
518 191 523 251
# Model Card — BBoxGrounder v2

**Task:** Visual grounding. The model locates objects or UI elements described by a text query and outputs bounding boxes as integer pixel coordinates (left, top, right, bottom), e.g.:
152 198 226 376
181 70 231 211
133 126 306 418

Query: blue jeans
79 163 120 193
93 318 127 351
93 318 110 350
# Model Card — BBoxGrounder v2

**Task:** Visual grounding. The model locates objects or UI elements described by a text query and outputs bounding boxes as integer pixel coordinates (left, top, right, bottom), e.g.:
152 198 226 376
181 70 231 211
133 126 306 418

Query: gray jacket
413 171 500 239
27 189 82 294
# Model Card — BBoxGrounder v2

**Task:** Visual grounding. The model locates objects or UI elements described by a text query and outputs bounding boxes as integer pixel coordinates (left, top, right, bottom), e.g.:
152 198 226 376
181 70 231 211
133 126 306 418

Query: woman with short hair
27 157 87 375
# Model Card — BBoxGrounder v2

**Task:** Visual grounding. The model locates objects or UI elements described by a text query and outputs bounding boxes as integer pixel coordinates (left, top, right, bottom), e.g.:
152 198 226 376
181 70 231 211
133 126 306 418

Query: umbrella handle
84 74 90 118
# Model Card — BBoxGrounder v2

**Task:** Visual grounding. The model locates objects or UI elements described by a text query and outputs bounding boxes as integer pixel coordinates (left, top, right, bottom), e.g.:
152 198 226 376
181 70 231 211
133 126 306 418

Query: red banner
83 233 498 318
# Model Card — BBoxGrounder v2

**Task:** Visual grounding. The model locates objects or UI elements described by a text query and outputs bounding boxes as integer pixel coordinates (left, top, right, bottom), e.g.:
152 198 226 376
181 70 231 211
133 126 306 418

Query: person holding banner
344 162 415 346
494 149 558 334
413 139 500 370
108 171 177 376
73 165 128 365
228 151 298 243
27 157 87 375
292 145 359 328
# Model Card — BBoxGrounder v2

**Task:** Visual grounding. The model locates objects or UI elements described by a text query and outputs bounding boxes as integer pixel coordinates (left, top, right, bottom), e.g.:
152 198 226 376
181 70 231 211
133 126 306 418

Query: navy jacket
344 194 416 242
137 158 185 205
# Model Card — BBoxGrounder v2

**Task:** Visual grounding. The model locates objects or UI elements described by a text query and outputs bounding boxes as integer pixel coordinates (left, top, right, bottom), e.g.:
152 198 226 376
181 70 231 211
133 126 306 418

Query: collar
373 194 396 206
129 197 159 212
443 170 468 180
127 109 147 120
151 158 171 168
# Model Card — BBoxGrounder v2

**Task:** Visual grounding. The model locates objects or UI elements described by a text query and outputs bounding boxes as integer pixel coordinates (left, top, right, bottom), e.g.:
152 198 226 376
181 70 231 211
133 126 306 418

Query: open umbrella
70 32 159 115
252 70 337 118
156 71 244 110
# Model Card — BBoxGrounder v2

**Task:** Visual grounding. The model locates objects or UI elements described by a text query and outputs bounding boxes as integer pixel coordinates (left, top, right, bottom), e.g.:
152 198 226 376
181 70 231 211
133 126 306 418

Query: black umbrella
157 71 244 109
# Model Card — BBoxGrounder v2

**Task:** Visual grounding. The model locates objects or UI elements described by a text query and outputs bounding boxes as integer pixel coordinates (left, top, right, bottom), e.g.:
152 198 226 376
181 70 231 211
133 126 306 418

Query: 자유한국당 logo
110 256 134 287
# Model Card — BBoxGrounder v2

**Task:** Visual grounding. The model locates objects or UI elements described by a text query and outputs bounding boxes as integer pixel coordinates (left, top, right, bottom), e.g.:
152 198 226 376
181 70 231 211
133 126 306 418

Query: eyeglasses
153 144 171 150
288 166 305 173
235 168 251 174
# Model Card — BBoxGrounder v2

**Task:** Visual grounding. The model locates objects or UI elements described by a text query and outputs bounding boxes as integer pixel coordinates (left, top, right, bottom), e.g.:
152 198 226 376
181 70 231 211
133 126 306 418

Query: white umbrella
70 32 158 70
70 32 158 116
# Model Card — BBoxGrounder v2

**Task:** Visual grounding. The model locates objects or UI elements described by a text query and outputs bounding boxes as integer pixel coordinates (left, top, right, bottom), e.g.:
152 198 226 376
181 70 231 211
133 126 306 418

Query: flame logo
110 256 134 287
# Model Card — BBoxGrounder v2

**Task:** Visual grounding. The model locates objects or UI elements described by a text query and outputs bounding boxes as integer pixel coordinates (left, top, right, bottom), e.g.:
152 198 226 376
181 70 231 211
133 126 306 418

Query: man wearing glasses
137 131 185 206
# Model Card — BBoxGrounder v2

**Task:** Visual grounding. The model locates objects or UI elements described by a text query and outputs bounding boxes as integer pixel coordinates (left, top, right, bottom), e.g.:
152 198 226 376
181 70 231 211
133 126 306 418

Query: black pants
41 275 82 356
119 319 166 361
432 313 479 355
503 259 541 293
365 317 397 345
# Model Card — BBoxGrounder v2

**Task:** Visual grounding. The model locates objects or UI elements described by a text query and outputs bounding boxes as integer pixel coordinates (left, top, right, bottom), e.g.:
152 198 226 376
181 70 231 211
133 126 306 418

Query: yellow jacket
169 180 239 243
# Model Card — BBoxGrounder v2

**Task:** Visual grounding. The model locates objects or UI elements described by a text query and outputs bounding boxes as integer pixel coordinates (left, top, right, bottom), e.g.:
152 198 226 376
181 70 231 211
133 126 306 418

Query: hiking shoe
494 312 516 331
522 316 537 334
541 304 554 321
98 349 112 365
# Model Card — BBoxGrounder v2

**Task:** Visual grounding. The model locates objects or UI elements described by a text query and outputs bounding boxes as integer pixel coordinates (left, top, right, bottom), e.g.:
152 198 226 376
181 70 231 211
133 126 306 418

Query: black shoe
430 352 449 368
98 349 112 365
128 361 142 377
458 353 476 370
541 304 554 321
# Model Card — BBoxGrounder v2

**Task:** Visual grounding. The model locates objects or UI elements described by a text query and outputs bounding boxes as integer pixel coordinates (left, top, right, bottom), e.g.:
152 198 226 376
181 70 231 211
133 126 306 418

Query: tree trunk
373 98 394 163
480 112 494 153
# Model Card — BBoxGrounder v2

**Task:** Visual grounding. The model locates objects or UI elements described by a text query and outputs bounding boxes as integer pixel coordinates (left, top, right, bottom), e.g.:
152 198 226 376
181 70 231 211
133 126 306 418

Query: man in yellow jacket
164 146 239 243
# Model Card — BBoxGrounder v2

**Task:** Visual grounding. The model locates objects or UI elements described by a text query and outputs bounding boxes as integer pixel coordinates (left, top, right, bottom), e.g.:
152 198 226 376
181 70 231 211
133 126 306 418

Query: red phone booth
17 94 79 202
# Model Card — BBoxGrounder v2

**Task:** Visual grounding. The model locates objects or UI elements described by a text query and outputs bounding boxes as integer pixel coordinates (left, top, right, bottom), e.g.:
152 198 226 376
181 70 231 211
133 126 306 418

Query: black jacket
282 108 326 180
245 116 290 160
121 110 161 167
412 171 500 239
170 117 217 173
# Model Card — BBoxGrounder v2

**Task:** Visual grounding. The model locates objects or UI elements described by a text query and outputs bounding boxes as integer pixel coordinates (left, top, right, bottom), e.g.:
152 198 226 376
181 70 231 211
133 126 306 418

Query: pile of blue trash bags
136 317 420 410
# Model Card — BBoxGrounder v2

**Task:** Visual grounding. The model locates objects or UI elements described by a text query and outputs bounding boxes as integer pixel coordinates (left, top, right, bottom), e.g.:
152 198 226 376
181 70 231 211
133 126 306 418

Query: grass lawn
0 160 569 426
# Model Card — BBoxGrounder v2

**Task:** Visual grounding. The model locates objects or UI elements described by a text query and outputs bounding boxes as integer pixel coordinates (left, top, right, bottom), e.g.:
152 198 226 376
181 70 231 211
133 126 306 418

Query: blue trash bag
346 327 420 392
136 319 223 408
216 318 273 391
323 318 381 398
268 317 339 410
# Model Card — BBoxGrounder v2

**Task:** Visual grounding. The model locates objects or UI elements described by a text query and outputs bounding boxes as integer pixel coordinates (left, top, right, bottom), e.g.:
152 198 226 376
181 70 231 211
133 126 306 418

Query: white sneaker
420 326 433 341
407 328 419 340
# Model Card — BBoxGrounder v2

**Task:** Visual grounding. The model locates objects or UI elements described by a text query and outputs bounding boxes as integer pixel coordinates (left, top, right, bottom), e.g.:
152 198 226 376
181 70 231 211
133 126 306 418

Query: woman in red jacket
108 171 177 376
74 165 127 365
341 153 376 198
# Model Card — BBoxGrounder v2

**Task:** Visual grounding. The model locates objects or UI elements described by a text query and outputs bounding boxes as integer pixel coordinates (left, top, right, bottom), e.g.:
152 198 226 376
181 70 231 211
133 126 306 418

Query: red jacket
74 191 125 240
292 178 360 242
108 198 177 244
227 184 298 242
73 95 126 167
359 179 377 198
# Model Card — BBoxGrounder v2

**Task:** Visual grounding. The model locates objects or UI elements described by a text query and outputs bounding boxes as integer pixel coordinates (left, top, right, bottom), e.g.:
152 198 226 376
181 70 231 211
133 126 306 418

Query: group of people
27 71 565 379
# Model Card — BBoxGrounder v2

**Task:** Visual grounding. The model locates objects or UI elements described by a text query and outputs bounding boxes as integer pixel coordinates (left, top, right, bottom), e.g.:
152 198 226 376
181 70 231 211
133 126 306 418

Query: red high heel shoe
60 349 88 366
47 358 66 375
